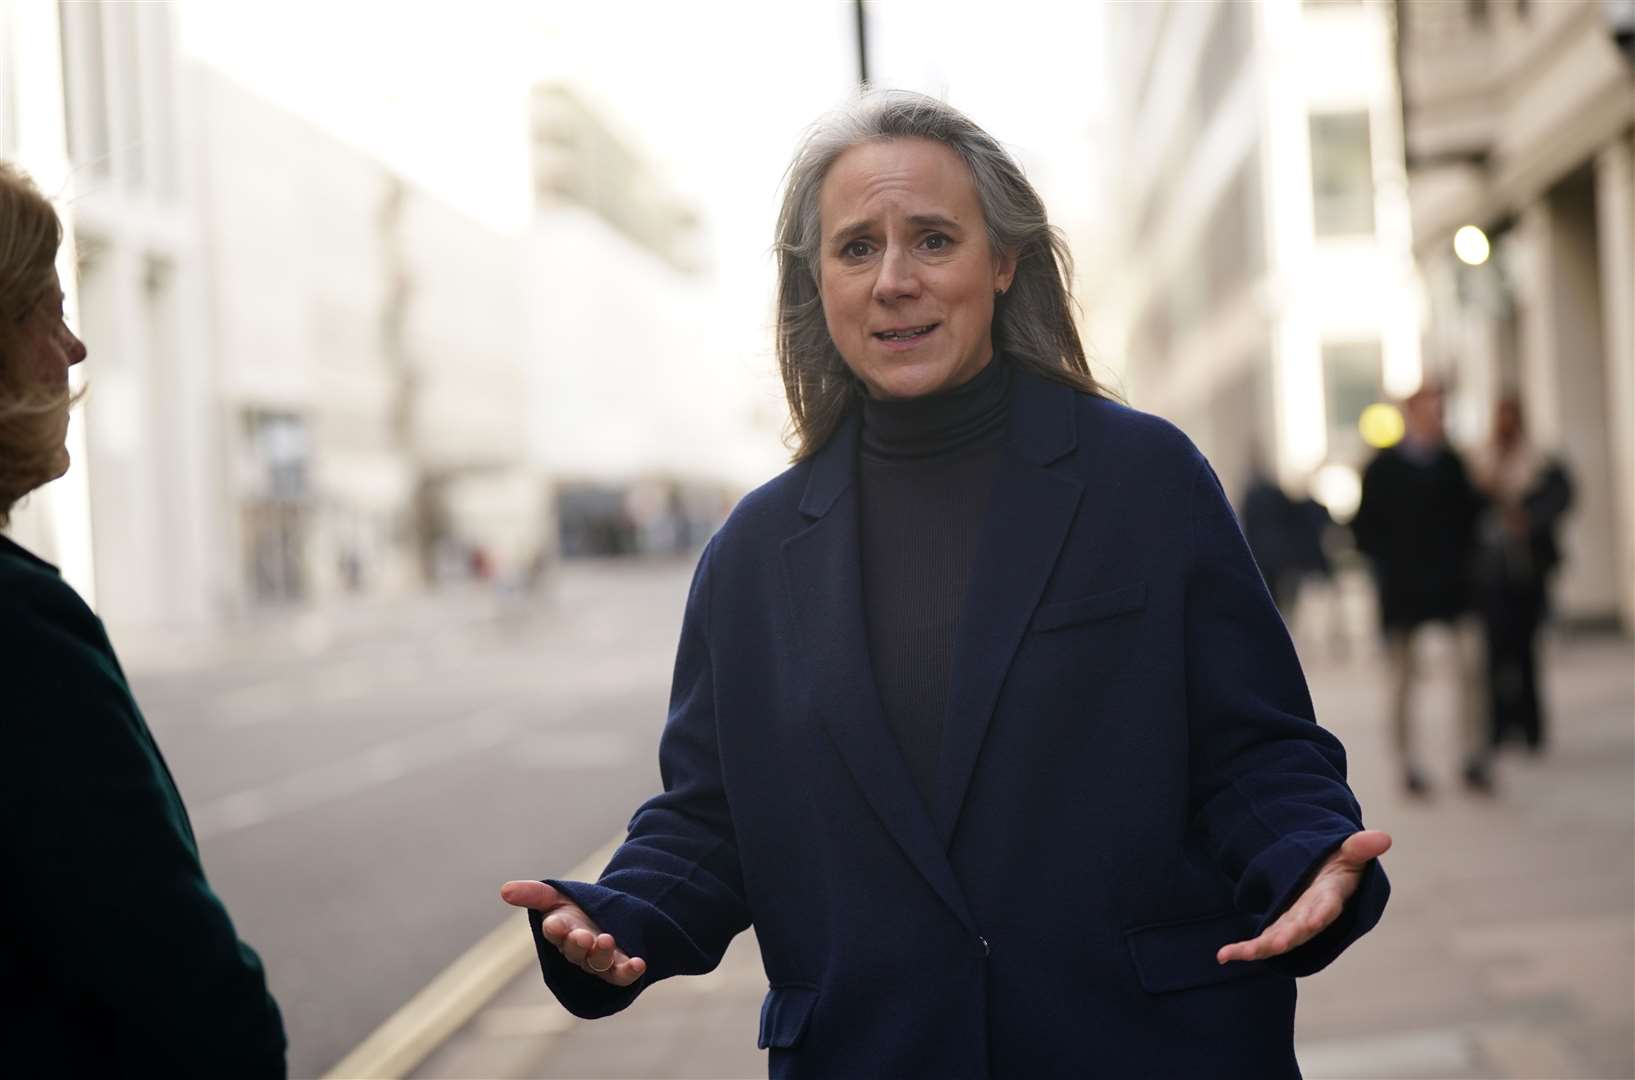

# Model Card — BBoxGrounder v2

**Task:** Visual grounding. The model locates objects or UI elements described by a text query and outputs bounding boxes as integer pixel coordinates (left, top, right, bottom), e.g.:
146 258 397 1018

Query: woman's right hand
500 880 647 987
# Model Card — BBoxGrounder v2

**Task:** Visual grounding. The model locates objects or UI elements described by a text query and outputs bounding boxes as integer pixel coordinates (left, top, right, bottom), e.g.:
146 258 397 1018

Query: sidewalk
408 633 1634 1080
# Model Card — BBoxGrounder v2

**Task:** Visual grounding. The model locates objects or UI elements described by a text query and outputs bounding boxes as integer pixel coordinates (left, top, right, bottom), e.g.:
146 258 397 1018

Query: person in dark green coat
1 162 286 1076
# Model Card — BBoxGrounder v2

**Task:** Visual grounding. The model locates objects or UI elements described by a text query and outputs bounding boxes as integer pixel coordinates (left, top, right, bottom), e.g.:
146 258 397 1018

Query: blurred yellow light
1453 225 1490 266
1359 403 1404 448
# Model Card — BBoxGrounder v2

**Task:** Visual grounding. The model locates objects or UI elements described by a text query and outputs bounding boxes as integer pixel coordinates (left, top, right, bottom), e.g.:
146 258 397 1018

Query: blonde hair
0 162 73 526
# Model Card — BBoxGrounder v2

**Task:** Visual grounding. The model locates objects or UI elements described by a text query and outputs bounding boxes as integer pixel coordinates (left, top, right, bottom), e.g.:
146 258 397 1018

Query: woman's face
10 268 87 478
816 137 1014 400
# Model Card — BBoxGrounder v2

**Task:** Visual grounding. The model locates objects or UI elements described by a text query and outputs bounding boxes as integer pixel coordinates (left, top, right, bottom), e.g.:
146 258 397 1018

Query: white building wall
0 0 96 603
193 67 415 606
50 1 217 638
525 205 783 492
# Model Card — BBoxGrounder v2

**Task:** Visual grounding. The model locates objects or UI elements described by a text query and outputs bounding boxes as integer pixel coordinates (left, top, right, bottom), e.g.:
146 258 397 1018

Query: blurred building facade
0 0 95 601
525 85 748 556
2 1 549 636
193 68 547 609
1099 0 1422 517
4 0 217 633
1396 0 1635 629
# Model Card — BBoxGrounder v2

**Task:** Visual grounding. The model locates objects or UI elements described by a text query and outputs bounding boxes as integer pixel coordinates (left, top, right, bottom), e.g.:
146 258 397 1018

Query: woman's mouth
873 323 940 348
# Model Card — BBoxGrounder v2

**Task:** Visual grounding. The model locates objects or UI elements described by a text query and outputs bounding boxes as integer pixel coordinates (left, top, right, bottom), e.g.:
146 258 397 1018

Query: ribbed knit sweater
858 356 1012 814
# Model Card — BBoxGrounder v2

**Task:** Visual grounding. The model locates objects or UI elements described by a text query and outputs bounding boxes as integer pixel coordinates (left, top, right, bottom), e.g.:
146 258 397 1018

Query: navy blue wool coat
530 371 1389 1079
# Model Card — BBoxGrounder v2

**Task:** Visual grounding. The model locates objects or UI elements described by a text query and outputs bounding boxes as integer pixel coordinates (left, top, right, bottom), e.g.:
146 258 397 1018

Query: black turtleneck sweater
858 356 1012 814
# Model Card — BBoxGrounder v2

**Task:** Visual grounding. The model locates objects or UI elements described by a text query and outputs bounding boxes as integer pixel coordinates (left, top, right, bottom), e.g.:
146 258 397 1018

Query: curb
324 835 623 1079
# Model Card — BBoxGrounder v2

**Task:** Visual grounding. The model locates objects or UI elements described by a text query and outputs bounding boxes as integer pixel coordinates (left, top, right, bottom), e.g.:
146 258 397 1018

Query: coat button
978 935 990 957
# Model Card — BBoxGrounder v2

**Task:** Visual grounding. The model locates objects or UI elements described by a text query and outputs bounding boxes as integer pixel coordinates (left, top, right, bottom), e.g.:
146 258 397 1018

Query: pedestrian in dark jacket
0 162 286 1077
502 91 1390 1079
1352 380 1488 795
1241 463 1297 612
1470 395 1573 752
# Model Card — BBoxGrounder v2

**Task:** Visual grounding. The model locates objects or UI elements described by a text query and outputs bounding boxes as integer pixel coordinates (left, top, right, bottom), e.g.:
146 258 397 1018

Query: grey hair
774 89 1103 460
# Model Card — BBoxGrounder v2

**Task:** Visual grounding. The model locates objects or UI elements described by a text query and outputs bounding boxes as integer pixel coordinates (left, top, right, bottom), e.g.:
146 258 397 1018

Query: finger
1217 935 1261 964
560 927 596 966
584 933 618 973
605 955 647 987
1337 830 1392 867
539 907 594 946
500 880 563 911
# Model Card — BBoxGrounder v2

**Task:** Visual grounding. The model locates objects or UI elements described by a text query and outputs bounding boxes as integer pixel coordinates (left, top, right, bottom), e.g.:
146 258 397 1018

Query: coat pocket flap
1030 581 1147 633
757 985 818 1049
1126 911 1268 993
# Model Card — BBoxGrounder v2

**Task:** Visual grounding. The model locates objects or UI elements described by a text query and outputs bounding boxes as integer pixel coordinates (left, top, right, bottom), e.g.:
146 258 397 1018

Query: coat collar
782 369 1086 922
798 366 1079 520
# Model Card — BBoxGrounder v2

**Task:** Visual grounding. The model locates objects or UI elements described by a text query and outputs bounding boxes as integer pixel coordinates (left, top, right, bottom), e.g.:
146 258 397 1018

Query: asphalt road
123 558 700 1079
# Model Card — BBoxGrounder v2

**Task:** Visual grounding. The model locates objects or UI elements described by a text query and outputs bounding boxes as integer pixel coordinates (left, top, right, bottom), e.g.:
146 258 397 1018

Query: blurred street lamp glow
1453 225 1490 266
1359 402 1404 448
1312 463 1363 523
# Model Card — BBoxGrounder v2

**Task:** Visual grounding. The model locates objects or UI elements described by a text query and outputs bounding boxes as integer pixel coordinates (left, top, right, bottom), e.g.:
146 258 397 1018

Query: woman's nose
872 245 921 302
63 326 87 366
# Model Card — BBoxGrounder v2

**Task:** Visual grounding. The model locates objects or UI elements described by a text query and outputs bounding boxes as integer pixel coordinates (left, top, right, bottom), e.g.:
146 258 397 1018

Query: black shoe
1403 769 1432 797
1462 760 1495 794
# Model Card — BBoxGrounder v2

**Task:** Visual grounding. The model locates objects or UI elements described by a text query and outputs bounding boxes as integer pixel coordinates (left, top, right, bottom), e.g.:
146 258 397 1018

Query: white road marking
1296 1027 1475 1077
191 706 517 839
512 730 639 769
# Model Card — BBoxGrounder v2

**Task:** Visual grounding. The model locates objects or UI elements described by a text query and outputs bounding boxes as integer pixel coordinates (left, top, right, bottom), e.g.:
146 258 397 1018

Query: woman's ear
994 249 1018 295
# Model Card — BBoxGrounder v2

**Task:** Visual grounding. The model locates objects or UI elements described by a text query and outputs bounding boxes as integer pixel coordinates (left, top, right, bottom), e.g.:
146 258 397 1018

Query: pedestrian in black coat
1352 381 1489 795
0 162 286 1076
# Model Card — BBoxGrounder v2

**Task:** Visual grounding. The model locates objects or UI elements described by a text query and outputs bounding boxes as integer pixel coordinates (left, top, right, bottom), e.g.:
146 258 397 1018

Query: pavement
121 559 701 1078
405 623 1635 1080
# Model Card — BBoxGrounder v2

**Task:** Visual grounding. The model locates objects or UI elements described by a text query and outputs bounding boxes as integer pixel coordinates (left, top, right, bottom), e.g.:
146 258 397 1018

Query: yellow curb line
323 834 623 1079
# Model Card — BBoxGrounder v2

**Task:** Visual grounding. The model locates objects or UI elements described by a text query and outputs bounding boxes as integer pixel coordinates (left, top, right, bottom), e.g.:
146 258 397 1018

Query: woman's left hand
1216 829 1393 964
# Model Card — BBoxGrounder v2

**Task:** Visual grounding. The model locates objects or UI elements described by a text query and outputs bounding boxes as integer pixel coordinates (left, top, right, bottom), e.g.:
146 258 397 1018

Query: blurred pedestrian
1351 380 1488 795
1241 458 1296 612
0 163 286 1076
503 91 1389 1078
1286 482 1350 662
1470 395 1573 753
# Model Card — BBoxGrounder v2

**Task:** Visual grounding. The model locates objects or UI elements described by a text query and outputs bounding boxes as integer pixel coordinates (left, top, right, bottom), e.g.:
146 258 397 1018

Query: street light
1359 402 1405 449
1453 224 1490 266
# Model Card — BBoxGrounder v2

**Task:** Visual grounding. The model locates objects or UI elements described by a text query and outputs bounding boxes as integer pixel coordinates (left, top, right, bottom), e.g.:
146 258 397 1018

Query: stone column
1594 134 1635 632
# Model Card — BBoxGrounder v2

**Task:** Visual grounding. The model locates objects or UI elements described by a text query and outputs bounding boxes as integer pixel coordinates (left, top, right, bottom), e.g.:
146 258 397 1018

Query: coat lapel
781 412 977 936
934 374 1084 848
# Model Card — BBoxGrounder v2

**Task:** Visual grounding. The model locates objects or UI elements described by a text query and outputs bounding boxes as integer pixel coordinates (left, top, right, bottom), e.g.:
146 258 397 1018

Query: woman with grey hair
505 91 1390 1077
0 162 287 1075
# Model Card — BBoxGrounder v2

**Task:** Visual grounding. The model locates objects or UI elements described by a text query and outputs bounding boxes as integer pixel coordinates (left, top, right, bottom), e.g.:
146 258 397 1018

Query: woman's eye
842 241 871 259
923 233 949 251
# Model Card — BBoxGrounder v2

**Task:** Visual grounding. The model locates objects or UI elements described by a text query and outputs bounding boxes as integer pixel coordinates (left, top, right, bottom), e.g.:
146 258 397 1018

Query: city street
120 562 1633 1079
416 594 1635 1080
120 559 700 1079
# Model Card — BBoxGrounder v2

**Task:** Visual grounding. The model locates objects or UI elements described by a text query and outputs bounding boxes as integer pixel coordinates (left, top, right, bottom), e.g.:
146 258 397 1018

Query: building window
1323 340 1382 448
1309 111 1376 237
59 1 113 178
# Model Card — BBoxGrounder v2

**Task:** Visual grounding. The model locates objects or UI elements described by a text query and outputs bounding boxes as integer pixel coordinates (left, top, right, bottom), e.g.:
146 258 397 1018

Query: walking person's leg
1457 615 1494 791
1481 589 1513 751
1517 589 1546 752
1387 626 1427 794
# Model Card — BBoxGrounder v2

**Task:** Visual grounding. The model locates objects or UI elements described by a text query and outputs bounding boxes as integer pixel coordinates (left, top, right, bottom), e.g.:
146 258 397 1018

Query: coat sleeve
1183 456 1389 977
530 535 752 1017
2 614 287 1075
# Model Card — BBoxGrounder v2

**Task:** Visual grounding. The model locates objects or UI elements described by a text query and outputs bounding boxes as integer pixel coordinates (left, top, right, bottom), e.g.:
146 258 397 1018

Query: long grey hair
774 89 1103 460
